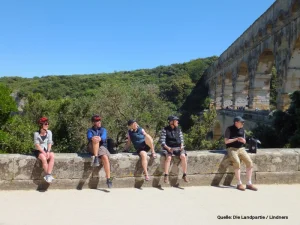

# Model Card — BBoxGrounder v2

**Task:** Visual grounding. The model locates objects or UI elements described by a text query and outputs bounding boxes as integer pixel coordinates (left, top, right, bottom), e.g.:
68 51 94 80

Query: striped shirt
160 126 184 147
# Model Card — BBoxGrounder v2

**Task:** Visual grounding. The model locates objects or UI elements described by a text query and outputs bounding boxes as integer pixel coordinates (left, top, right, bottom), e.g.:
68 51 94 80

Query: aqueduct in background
206 0 300 111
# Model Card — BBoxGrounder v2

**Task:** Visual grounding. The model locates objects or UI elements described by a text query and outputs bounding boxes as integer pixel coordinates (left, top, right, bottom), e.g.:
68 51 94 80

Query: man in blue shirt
87 115 112 188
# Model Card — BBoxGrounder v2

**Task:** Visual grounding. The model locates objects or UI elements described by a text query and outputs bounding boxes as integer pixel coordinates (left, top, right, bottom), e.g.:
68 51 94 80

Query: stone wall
0 149 299 190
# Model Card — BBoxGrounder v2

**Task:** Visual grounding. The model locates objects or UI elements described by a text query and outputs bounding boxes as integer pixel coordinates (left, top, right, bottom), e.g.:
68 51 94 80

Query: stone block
254 149 299 172
187 151 256 174
14 155 41 180
91 153 164 178
72 154 93 179
0 180 38 190
293 149 300 171
52 154 77 179
0 154 15 180
187 151 227 174
109 153 141 178
255 171 300 184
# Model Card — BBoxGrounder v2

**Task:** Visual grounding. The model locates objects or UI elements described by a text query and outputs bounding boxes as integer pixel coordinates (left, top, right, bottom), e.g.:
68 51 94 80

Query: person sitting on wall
33 117 55 183
160 115 188 184
124 119 157 181
224 116 258 191
87 115 113 188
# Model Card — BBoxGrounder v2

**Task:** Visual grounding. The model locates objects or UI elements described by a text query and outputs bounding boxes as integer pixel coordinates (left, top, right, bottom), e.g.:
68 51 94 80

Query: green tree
186 56 218 82
251 90 300 148
0 84 17 126
160 73 194 107
184 107 222 150
92 81 174 149
53 97 93 152
270 66 278 109
0 115 36 154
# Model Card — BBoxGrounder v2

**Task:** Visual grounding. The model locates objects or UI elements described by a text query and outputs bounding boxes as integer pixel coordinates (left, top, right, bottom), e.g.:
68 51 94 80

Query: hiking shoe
106 178 113 188
237 184 246 191
94 156 100 167
182 174 189 183
90 155 95 167
48 175 55 182
145 175 150 181
164 174 169 184
43 175 52 183
246 184 258 191
43 175 49 183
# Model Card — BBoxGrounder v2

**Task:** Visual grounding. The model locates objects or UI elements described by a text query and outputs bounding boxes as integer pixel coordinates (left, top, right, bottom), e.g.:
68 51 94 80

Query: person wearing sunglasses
224 116 257 191
87 115 112 188
124 119 157 181
33 117 55 183
160 115 188 184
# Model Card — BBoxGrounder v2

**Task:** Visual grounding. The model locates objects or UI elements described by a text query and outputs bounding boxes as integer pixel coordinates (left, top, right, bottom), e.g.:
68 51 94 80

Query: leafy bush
184 108 222 150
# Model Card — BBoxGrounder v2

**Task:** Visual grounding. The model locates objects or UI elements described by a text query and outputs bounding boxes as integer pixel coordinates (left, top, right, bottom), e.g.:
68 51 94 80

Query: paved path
0 185 299 225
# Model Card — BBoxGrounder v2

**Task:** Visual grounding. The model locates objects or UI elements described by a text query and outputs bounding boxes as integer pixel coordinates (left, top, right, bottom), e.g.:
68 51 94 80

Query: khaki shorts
87 142 110 158
227 147 253 169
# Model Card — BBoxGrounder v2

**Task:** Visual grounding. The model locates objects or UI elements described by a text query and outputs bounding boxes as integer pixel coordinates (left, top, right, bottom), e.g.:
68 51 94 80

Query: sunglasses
43 123 49 125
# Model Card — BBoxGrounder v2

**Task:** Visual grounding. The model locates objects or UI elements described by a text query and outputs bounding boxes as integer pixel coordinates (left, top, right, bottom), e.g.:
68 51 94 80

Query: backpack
107 138 117 154
248 137 260 153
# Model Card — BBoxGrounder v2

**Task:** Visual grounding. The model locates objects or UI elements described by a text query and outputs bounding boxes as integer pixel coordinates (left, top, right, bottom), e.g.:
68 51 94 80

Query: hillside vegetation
0 57 221 153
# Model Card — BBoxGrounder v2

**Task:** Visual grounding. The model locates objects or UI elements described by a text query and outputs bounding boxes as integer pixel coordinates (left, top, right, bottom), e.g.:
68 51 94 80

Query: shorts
136 142 151 154
227 147 253 169
87 142 110 158
161 147 187 157
32 149 48 158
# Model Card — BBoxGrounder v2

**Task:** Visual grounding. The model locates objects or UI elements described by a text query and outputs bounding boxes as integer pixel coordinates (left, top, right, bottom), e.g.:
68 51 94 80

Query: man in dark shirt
224 116 257 191
124 119 157 181
160 115 188 184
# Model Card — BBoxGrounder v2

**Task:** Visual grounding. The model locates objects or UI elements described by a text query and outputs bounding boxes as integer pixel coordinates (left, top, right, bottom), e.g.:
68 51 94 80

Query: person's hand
46 151 50 159
151 151 157 158
238 137 246 143
167 148 173 153
42 152 48 159
92 136 100 142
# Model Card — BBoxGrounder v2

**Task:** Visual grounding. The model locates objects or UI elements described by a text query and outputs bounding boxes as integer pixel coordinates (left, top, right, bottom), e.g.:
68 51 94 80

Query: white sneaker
43 175 51 183
48 175 55 182
43 175 54 183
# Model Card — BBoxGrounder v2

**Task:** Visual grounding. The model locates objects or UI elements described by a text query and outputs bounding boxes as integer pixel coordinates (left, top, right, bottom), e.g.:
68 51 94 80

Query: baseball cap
91 115 101 122
167 115 179 122
38 117 48 124
234 116 245 123
127 119 136 126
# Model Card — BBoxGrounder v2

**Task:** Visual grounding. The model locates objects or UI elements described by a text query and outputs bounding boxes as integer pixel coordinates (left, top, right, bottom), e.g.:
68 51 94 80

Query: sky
0 0 275 78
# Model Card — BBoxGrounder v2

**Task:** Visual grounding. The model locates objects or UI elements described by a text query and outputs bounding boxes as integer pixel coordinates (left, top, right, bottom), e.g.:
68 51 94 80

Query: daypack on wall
248 138 261 153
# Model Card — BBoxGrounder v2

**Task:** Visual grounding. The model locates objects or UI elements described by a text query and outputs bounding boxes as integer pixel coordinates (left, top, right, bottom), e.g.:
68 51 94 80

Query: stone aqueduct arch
223 72 233 108
215 76 222 109
235 62 249 107
252 49 275 110
206 0 300 111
